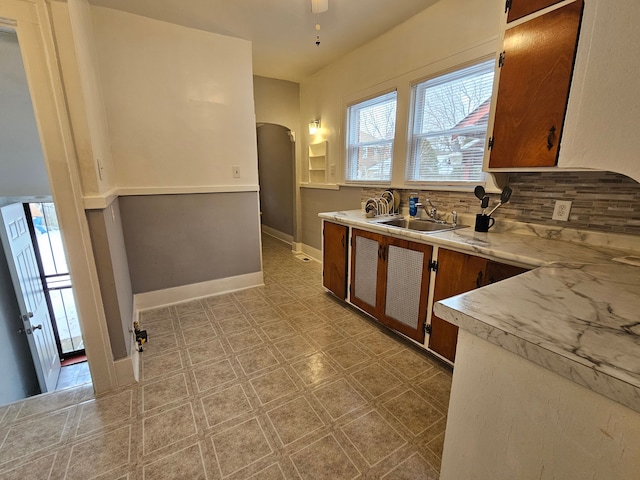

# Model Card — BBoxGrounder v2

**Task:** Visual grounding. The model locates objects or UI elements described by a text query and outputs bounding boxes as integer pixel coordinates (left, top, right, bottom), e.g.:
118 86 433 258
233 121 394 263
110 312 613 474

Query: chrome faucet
416 199 441 222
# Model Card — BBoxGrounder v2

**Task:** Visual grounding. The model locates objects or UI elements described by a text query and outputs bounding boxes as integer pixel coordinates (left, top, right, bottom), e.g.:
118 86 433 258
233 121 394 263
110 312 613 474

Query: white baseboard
261 225 293 245
300 243 322 262
134 271 264 311
114 355 138 386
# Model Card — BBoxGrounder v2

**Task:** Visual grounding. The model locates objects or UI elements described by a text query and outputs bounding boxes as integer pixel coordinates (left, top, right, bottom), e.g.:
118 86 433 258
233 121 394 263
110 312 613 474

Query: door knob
32 324 43 331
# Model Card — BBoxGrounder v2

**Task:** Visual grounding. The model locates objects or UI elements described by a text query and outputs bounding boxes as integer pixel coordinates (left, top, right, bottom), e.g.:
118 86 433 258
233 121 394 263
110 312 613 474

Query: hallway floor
0 234 451 479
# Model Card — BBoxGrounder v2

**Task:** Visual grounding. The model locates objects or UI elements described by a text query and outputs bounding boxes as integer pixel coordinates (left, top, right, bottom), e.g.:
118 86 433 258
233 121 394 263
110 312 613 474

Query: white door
0 203 60 393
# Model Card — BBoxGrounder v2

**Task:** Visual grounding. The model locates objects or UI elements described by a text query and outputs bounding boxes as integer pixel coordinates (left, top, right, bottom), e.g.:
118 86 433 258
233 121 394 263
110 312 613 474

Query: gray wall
0 31 50 197
119 192 262 293
301 187 362 250
86 198 133 359
0 243 40 404
257 124 294 237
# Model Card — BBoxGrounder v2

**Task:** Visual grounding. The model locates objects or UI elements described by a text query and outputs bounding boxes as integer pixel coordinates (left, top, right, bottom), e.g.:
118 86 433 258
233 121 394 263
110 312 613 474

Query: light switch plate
552 200 572 221
232 166 240 178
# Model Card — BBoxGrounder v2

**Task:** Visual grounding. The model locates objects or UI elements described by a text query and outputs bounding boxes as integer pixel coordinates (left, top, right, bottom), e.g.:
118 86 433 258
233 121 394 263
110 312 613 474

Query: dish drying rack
364 190 400 218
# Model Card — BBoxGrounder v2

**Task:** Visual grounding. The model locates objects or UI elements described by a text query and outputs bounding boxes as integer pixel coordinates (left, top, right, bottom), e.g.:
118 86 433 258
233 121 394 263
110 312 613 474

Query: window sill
299 183 341 191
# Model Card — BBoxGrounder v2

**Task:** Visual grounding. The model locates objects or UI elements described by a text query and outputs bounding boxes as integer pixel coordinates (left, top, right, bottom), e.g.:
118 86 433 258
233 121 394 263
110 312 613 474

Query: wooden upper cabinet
489 0 584 168
322 221 348 300
506 0 564 23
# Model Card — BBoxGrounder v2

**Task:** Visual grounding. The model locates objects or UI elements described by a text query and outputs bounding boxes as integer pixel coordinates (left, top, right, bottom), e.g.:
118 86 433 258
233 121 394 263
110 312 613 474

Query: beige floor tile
0 409 70 464
313 379 368 420
142 317 174 336
142 373 189 412
139 307 172 323
249 307 283 325
233 288 263 302
0 453 57 480
143 443 207 480
217 315 253 336
16 388 78 420
211 417 273 477
341 410 406 467
290 434 360 480
291 353 337 386
385 348 437 380
273 334 317 361
204 293 234 309
324 342 370 370
358 331 401 356
65 425 132 480
383 389 445 436
307 325 345 349
142 403 197 455
76 389 134 436
176 311 211 330
187 339 227 366
142 351 184 381
249 368 299 405
175 299 204 316
181 323 218 345
236 347 279 375
260 319 296 341
192 359 238 392
418 370 453 410
380 452 439 479
210 303 242 321
278 301 310 317
267 396 324 446
351 363 403 398
201 384 252 428
239 297 271 313
246 462 286 480
141 333 179 356
224 329 265 354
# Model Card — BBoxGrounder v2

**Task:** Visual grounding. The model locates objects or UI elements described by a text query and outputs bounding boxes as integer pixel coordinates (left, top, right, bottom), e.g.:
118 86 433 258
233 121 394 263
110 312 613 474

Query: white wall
0 31 50 197
91 7 259 191
299 0 503 187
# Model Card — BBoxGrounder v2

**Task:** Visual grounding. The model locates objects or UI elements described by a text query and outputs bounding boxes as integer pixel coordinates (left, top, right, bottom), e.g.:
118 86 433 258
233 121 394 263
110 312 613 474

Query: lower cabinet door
322 221 348 299
350 229 384 318
380 237 432 343
429 248 488 362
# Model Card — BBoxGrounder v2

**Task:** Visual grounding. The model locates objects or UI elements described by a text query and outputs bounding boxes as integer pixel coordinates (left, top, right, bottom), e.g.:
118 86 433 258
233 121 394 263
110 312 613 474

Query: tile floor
55 361 92 391
0 234 452 479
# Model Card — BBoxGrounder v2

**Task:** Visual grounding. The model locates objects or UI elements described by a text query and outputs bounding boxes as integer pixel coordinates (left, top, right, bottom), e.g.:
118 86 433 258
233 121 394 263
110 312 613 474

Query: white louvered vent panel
384 245 424 329
354 236 379 306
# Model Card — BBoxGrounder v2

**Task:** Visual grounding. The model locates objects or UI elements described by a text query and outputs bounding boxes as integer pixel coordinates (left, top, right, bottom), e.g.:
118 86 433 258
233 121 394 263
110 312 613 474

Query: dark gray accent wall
301 187 362 250
86 198 133 359
119 192 262 293
257 124 294 237
0 243 40 404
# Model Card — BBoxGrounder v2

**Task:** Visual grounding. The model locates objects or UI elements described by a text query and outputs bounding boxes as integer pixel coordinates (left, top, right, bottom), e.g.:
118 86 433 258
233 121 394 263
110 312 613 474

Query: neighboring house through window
406 59 494 184
346 90 397 183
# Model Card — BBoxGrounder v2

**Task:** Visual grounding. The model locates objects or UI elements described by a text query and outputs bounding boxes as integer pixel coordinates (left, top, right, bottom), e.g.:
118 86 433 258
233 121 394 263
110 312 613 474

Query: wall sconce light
309 120 320 135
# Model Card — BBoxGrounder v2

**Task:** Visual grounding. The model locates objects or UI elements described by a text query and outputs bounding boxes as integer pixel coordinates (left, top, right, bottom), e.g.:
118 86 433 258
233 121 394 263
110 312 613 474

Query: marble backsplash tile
362 171 640 236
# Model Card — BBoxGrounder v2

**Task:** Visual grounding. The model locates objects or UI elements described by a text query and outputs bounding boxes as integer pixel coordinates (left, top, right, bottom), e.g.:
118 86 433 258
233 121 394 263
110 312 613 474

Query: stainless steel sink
374 217 468 233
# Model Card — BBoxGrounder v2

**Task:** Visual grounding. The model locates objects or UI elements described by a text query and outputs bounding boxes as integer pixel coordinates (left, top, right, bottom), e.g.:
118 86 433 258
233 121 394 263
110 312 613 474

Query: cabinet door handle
476 271 483 288
341 235 345 248
547 125 556 151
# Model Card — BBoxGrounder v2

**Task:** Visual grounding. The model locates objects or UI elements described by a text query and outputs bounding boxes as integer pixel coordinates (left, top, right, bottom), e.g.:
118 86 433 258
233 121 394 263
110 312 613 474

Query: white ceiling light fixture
311 0 328 46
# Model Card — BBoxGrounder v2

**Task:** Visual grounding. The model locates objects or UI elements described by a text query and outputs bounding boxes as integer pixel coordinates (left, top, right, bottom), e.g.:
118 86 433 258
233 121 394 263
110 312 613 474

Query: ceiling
88 0 440 82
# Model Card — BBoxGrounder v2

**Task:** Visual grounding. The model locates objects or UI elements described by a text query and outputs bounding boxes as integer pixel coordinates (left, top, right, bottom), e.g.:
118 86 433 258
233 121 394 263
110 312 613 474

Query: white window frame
345 90 398 184
406 59 495 186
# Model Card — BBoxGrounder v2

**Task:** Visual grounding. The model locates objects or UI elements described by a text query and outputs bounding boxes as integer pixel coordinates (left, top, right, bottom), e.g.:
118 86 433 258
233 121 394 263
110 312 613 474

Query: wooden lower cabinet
322 221 348 300
350 229 432 343
428 249 528 362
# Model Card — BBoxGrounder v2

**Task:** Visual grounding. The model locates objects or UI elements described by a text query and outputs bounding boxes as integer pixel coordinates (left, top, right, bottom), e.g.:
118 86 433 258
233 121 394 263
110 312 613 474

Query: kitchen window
406 59 494 184
346 90 397 183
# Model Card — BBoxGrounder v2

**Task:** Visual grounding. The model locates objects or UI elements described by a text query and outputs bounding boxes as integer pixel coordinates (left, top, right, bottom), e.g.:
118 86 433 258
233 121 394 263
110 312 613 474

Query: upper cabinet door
507 0 564 23
489 0 583 168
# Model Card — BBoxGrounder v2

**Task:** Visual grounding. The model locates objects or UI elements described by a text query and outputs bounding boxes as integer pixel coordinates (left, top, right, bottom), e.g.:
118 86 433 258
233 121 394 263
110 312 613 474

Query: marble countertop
320 210 640 412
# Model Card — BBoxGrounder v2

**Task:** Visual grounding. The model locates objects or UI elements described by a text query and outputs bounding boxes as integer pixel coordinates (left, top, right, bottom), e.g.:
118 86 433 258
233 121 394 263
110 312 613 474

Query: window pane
407 60 494 183
346 91 397 182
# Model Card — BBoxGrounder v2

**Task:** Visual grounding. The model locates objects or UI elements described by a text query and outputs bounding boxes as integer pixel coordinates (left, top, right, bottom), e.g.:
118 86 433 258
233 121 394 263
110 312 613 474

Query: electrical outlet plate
232 166 240 178
552 200 572 221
